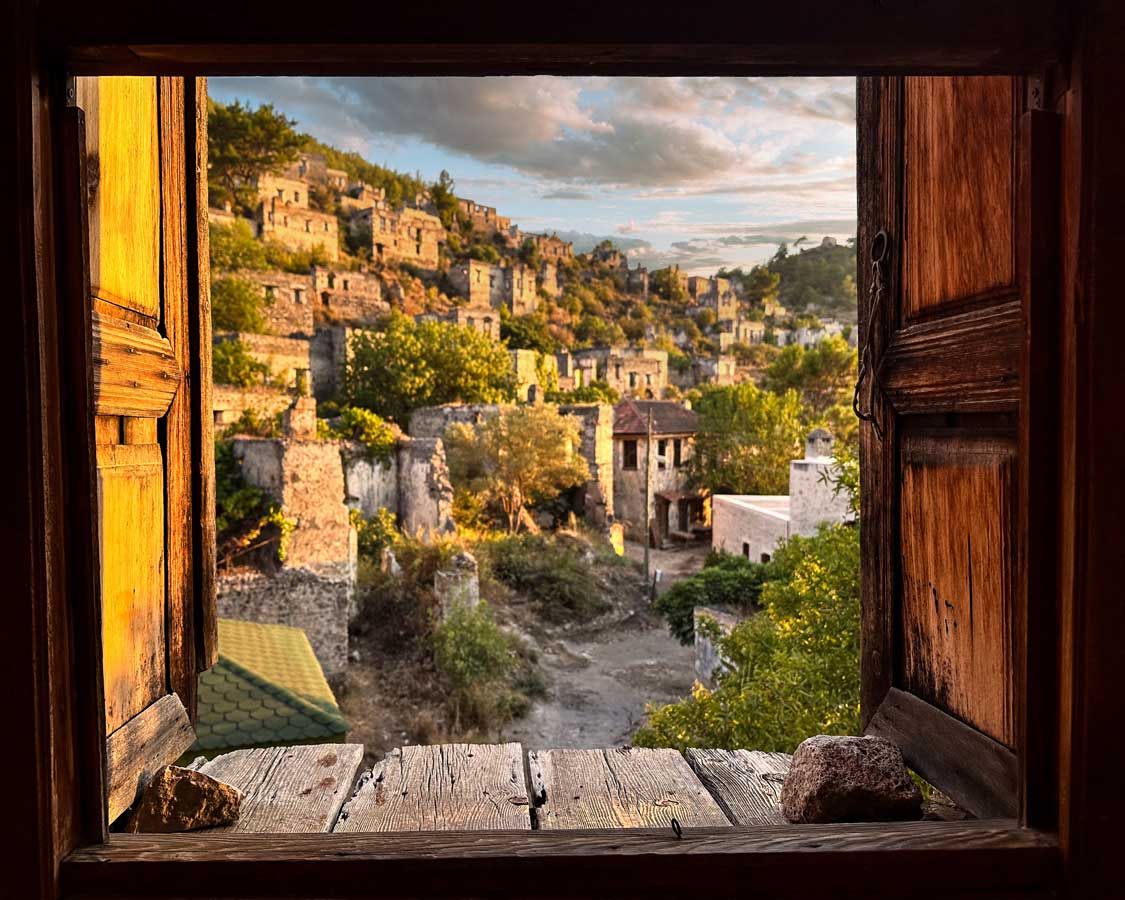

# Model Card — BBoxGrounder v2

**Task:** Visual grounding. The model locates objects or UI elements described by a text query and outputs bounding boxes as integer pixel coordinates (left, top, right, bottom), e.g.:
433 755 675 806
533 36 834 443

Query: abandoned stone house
670 355 738 390
555 349 600 392
688 275 739 319
448 259 539 316
416 304 500 341
589 245 649 297
711 428 852 564
214 332 312 390
311 266 388 326
718 317 767 351
572 346 669 398
254 170 340 261
652 264 689 298
612 399 704 545
538 260 560 298
456 197 511 237
513 229 573 261
354 203 447 270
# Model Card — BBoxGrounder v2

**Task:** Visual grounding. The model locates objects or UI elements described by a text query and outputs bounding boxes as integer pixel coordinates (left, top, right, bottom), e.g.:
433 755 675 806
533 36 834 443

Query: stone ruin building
254 167 340 262
448 259 539 316
456 197 511 238
569 346 670 398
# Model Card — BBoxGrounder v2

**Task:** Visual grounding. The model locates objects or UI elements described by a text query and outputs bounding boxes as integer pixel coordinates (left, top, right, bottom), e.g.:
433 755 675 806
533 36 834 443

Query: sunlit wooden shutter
857 76 1056 820
68 76 216 825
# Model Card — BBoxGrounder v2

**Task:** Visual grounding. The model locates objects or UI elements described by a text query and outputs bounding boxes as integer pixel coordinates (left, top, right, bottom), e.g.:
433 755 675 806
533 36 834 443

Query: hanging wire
853 230 888 440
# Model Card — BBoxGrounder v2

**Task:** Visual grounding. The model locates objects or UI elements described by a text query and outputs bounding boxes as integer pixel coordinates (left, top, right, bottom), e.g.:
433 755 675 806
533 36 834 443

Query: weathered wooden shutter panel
858 76 1054 820
71 76 215 825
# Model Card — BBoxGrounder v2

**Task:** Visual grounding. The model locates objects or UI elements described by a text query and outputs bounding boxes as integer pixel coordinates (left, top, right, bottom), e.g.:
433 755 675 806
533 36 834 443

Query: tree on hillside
208 100 303 212
688 383 807 495
211 277 267 333
762 335 857 415
445 405 589 533
650 267 688 304
501 311 558 354
767 239 858 314
345 312 516 424
429 170 458 229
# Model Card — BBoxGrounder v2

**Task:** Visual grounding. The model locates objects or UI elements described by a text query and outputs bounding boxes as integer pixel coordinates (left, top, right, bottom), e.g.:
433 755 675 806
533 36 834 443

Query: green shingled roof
190 619 348 755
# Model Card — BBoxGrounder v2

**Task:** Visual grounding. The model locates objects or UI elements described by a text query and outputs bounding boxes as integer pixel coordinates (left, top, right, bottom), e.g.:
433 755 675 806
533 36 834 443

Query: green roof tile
188 619 348 757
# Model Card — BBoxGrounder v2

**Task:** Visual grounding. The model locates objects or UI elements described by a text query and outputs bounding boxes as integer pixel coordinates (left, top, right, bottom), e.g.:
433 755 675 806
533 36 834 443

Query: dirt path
503 611 696 749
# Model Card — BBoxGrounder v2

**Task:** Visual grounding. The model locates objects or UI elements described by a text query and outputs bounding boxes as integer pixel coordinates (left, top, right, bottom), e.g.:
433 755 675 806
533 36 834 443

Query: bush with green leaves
210 220 267 272
635 523 860 754
220 408 282 439
326 406 398 465
212 338 270 388
212 276 267 333
345 311 516 425
350 507 398 560
654 554 773 644
481 533 607 623
545 380 621 405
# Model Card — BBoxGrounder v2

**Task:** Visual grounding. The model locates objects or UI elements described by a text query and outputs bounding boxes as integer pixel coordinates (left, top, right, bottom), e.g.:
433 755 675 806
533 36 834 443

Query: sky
209 77 857 276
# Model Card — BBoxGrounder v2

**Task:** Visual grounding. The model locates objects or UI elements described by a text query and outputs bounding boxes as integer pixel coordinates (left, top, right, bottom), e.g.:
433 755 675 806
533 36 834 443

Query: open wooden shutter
857 76 1056 820
67 76 217 826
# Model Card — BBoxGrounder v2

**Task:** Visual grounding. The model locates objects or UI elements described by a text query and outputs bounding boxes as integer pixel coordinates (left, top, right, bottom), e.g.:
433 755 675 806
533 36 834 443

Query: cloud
210 75 854 191
541 189 593 200
550 230 652 255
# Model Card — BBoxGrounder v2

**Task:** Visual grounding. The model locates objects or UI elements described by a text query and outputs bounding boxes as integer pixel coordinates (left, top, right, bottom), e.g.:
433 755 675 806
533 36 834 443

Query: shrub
212 277 267 333
213 338 270 387
483 533 607 623
635 523 860 754
654 554 772 644
220 408 282 439
350 507 398 560
327 407 398 465
209 220 267 271
431 602 519 732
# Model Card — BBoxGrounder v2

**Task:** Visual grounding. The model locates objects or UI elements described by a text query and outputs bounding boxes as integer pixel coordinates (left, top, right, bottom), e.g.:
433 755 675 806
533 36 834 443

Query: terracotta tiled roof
189 619 347 756
613 399 699 436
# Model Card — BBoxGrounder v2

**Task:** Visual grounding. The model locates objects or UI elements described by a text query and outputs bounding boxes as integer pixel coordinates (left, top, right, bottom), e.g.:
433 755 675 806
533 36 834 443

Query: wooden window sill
62 820 1057 898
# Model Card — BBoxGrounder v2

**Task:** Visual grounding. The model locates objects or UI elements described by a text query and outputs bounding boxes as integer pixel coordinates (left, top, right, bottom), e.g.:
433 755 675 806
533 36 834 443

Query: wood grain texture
880 300 1022 414
122 418 156 444
857 76 898 728
187 76 218 673
97 442 166 733
903 76 1017 316
334 743 531 832
75 76 161 317
900 432 1015 745
196 745 363 834
869 688 1018 820
91 311 182 418
104 694 195 826
60 821 1057 900
158 76 197 722
530 747 731 830
685 749 791 825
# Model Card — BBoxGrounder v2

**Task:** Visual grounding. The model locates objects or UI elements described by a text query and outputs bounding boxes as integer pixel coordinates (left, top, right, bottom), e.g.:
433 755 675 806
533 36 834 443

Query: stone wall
441 304 500 341
398 437 456 535
344 452 399 519
216 332 311 390
363 205 446 271
409 403 502 439
233 269 315 337
213 384 292 429
558 403 615 525
312 267 387 327
448 259 498 308
539 261 559 298
575 347 669 398
218 568 351 679
225 431 358 677
505 263 538 315
310 326 352 401
257 197 340 262
693 606 742 687
711 495 790 562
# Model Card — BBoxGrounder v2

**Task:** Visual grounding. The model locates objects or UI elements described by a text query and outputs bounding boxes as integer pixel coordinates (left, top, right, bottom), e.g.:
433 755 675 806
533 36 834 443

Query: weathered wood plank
195 745 364 834
868 687 1018 820
334 743 531 832
187 76 218 673
91 311 183 418
685 749 791 825
75 76 161 317
900 432 1016 745
530 748 731 830
159 75 197 722
97 442 166 733
105 694 195 826
903 76 1016 317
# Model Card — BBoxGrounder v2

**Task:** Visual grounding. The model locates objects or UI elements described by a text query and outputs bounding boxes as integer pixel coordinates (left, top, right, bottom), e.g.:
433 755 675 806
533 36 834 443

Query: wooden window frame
9 1 1124 898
